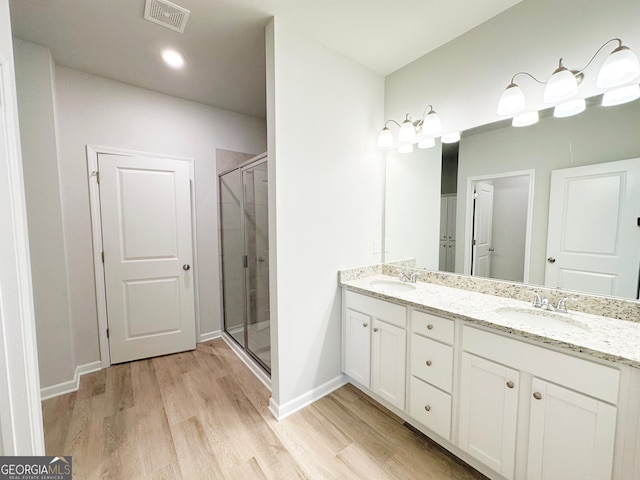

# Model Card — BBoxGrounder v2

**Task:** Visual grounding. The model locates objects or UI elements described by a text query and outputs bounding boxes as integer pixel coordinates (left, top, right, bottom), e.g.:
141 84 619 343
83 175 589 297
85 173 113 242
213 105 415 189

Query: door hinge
473 239 477 246
243 255 248 268
106 328 109 338
96 171 100 184
101 251 104 263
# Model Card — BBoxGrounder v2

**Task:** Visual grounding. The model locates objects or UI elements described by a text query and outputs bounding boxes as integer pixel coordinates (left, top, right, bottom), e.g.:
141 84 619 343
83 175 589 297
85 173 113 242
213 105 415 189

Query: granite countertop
341 274 640 369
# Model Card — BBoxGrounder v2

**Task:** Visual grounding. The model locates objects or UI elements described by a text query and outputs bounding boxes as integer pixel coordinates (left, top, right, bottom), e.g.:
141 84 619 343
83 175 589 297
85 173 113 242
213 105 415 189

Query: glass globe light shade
597 46 640 89
554 98 586 118
377 127 394 148
512 111 539 127
543 66 578 103
602 84 640 106
418 137 436 149
497 83 526 115
422 111 442 136
398 119 417 143
398 143 413 154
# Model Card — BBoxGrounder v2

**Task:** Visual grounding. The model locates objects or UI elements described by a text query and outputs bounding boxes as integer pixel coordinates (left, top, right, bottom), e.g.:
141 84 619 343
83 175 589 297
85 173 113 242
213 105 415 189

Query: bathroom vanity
340 266 640 480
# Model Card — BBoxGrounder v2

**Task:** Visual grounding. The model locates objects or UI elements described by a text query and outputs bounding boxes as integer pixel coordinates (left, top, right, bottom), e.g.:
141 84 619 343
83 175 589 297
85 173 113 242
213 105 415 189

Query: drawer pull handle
533 392 542 400
424 405 431 412
373 328 379 333
362 323 368 328
427 324 434 330
506 381 514 389
426 360 433 367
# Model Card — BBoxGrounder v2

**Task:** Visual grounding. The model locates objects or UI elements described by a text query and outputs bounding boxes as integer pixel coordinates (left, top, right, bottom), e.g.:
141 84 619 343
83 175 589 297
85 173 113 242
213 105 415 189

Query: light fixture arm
384 119 402 129
575 38 622 75
510 71 546 85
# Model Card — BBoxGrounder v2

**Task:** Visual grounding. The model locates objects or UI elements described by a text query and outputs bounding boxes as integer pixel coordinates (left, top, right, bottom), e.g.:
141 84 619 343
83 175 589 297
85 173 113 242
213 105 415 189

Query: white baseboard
268 374 348 421
199 329 221 343
221 332 271 391
40 361 102 400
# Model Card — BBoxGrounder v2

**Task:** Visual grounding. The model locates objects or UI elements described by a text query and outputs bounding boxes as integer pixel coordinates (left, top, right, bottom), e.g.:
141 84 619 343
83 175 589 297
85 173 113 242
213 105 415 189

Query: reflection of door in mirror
465 171 534 283
545 158 640 299
472 182 494 278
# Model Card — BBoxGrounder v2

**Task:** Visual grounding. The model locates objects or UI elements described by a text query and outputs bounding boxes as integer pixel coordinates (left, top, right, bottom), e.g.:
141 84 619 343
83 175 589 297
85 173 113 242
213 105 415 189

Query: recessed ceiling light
161 49 185 69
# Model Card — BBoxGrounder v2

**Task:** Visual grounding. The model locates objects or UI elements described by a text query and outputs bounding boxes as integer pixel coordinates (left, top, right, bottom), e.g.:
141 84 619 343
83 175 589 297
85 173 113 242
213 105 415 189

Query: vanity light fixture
377 105 442 152
602 83 640 106
512 111 539 127
497 38 640 121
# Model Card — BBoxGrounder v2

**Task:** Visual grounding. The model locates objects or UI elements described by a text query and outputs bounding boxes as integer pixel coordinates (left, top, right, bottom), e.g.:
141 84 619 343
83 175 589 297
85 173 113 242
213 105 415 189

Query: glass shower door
242 160 270 371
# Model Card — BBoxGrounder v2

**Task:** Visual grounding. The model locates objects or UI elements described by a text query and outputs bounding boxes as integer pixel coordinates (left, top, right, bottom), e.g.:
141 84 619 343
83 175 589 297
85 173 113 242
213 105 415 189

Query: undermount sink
368 279 417 292
494 307 589 333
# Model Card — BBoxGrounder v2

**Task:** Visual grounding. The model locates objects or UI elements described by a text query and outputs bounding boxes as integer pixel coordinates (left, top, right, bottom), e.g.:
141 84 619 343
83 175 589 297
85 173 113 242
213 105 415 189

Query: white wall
266 18 384 414
13 39 75 388
0 0 44 454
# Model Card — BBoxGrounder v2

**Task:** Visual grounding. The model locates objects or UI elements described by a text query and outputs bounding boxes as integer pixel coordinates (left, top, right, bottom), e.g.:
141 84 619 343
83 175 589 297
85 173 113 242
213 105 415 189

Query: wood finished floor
42 339 486 479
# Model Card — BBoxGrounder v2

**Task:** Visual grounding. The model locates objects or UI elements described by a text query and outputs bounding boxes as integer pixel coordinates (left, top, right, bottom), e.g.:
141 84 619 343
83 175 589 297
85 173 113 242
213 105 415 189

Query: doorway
219 154 270 373
88 147 197 367
464 170 535 283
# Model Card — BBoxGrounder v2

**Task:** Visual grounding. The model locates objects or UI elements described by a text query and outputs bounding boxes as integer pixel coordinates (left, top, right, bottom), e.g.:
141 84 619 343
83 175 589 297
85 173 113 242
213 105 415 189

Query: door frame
87 145 199 368
463 169 535 283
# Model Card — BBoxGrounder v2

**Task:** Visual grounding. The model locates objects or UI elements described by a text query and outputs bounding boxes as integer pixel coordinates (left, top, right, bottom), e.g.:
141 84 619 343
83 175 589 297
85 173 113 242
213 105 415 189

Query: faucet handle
527 290 542 308
556 296 578 313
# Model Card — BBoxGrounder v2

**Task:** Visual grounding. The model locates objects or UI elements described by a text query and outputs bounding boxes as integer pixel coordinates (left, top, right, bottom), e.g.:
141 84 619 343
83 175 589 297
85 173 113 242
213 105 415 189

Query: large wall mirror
384 95 640 300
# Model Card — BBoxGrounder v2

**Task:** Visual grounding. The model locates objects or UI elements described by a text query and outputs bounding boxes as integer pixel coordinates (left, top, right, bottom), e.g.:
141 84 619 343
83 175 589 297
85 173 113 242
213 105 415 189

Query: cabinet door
527 378 617 480
371 319 406 409
344 308 371 388
459 353 519 480
446 196 456 240
446 241 455 271
439 241 448 271
440 197 448 241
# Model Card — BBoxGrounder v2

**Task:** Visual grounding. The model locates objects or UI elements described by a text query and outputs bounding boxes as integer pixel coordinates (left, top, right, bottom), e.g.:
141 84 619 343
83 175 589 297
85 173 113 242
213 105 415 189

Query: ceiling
9 0 521 118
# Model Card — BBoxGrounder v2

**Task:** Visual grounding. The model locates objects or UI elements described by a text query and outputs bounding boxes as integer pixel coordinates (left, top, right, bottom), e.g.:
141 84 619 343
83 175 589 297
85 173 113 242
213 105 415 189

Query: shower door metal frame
218 152 270 374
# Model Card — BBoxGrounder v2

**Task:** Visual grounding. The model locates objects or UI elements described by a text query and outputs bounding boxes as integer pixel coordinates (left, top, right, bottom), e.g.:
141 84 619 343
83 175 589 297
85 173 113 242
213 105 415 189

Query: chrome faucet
399 271 417 283
556 297 578 313
527 290 542 308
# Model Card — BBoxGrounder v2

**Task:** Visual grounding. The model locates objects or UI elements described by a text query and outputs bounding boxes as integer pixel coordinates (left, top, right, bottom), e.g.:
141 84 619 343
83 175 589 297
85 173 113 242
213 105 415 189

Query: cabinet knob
373 327 379 333
533 392 542 400
424 405 431 412
426 360 433 367
427 324 434 330
362 323 368 328
506 381 514 389
183 264 191 271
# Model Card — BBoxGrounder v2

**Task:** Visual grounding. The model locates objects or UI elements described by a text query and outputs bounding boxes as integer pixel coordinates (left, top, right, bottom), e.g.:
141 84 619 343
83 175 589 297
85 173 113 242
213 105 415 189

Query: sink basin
368 279 417 292
494 307 589 333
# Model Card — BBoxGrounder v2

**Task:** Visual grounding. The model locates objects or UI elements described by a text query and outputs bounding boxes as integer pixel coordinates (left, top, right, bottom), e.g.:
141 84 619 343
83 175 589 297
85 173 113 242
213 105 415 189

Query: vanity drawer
346 291 406 328
411 334 454 393
412 310 454 344
409 376 452 440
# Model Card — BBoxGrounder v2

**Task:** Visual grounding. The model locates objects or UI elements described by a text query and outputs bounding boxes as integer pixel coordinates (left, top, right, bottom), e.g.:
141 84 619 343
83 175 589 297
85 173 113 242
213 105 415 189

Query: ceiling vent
144 0 190 34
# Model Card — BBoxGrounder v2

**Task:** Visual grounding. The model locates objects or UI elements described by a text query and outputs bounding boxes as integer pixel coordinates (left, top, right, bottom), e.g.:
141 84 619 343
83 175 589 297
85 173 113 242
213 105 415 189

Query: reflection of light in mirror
398 143 413 153
418 137 436 149
554 98 586 118
512 111 539 127
441 132 460 143
602 84 640 106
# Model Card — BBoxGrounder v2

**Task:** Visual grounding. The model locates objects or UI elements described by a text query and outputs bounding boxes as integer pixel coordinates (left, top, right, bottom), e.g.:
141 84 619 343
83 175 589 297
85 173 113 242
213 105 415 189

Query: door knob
183 264 191 271
547 257 556 263
488 248 495 252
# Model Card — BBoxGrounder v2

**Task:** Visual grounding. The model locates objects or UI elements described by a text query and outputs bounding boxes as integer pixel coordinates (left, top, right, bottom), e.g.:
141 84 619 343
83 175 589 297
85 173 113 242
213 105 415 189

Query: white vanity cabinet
461 326 619 480
343 290 407 410
459 352 519 479
409 310 455 439
526 377 617 480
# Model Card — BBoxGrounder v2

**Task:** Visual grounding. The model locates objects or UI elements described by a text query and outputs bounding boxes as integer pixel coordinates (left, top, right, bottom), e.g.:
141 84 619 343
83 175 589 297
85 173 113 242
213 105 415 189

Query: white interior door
472 182 494 277
98 153 196 364
545 158 640 298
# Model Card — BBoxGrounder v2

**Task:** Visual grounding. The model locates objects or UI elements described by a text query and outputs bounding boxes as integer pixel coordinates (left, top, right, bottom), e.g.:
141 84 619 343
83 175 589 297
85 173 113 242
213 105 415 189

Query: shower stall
218 154 270 373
